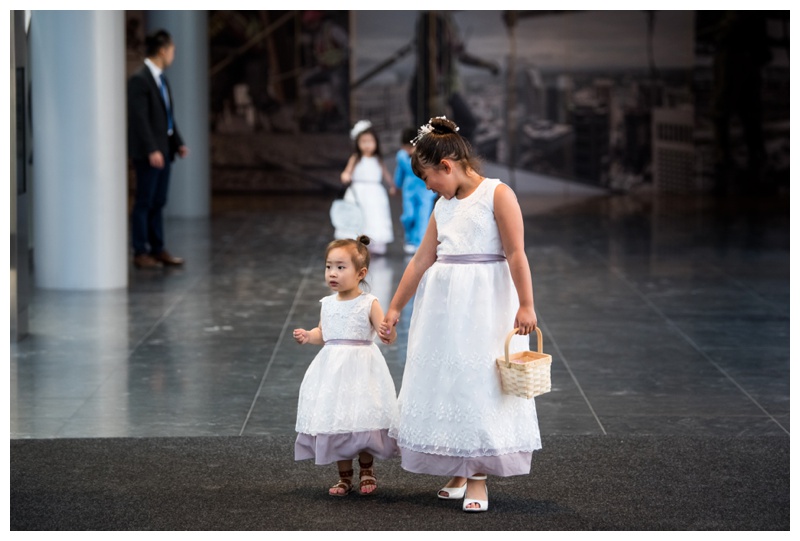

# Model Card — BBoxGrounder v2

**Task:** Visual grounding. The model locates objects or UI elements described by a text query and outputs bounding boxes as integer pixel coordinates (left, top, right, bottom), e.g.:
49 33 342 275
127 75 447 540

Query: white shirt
144 58 173 135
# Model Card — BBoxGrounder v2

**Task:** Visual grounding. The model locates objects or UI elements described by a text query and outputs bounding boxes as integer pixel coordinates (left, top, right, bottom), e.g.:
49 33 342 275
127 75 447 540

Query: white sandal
437 478 468 500
462 475 489 512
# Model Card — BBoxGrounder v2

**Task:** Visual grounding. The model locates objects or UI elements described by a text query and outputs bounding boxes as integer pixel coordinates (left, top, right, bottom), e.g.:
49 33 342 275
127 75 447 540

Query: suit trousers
131 159 172 256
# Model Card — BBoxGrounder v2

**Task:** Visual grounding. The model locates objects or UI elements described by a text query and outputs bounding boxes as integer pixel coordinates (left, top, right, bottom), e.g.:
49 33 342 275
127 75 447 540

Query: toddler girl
294 235 400 496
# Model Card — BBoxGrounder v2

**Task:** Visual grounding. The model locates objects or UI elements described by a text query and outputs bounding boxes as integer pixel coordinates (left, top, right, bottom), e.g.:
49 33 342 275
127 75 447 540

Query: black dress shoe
133 254 163 268
152 250 185 266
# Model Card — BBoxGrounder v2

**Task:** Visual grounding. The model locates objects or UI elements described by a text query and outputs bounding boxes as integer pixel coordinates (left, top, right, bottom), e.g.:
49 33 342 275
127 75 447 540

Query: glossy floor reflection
10 189 790 439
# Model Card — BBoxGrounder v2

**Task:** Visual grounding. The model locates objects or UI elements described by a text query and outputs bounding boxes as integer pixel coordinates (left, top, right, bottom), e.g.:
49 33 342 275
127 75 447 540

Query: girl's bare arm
495 184 537 334
380 215 438 336
293 321 324 345
370 299 396 344
340 154 357 184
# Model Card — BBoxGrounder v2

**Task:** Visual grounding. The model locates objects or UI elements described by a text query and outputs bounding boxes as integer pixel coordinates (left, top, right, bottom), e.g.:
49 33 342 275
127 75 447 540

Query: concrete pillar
29 11 128 290
146 10 210 218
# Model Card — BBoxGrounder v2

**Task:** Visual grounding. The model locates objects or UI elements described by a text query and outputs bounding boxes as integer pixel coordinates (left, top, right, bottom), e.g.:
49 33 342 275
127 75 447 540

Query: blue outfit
395 148 436 248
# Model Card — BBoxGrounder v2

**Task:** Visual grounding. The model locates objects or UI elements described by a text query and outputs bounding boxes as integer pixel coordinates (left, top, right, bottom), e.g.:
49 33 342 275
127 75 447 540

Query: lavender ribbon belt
436 254 507 264
324 339 374 346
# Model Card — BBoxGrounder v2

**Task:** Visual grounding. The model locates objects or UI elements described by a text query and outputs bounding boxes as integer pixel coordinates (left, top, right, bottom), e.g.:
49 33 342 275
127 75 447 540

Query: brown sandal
358 460 377 496
329 469 354 497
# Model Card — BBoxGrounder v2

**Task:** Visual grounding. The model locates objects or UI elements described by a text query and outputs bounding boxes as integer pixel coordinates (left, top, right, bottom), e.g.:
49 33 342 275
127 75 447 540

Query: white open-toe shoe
438 478 468 500
462 475 489 512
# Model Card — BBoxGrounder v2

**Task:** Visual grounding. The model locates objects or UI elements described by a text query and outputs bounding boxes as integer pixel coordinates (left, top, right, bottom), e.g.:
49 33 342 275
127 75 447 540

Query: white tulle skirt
389 260 541 476
295 343 399 437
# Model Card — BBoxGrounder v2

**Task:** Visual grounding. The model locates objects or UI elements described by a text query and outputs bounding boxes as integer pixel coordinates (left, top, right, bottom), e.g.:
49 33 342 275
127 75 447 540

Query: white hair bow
350 119 372 140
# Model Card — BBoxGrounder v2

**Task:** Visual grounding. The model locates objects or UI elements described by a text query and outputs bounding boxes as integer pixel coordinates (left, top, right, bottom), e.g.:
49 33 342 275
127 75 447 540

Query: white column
29 10 128 290
146 10 210 218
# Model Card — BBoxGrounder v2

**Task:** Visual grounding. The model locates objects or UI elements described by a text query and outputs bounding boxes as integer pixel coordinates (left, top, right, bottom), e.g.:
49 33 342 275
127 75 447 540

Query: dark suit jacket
127 64 184 162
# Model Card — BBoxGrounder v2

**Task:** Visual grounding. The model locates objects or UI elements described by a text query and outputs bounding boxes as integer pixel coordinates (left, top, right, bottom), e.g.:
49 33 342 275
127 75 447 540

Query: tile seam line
53 216 256 437
705 262 789 317
124 217 257 358
602 257 789 436
239 231 327 436
538 317 607 435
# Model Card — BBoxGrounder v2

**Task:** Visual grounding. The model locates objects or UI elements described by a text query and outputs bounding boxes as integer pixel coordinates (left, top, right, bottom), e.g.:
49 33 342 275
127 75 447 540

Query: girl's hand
379 309 400 340
379 324 397 345
293 328 310 345
388 186 397 196
513 306 538 336
340 172 352 184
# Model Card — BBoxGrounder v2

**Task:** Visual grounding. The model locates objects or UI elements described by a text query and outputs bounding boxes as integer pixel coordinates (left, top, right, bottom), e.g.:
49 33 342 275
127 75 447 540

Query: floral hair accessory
411 116 458 146
350 119 372 140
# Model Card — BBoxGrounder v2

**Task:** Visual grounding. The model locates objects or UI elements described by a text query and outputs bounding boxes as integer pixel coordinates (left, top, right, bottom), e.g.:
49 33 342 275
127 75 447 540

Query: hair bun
357 235 371 246
430 116 459 134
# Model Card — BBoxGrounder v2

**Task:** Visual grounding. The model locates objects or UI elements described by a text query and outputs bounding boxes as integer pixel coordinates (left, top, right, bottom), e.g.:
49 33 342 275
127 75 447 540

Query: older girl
380 116 541 512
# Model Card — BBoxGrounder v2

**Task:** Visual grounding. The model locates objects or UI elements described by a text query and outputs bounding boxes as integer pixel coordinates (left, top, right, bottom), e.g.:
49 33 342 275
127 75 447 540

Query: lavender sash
436 254 507 264
324 339 374 346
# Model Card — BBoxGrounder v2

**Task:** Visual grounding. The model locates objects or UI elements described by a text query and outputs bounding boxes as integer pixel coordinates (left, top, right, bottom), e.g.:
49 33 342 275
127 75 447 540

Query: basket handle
504 327 543 362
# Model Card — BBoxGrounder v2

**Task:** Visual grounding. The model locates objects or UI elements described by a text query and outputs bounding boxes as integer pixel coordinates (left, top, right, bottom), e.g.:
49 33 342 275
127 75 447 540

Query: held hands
379 309 400 344
514 306 538 336
379 323 397 345
293 328 311 345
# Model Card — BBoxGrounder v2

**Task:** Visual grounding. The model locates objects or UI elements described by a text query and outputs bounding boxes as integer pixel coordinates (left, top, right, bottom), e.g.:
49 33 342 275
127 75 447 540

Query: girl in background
337 120 397 255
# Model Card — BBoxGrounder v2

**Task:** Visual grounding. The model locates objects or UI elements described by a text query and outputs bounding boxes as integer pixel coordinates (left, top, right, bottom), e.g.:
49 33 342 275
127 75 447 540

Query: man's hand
148 150 165 169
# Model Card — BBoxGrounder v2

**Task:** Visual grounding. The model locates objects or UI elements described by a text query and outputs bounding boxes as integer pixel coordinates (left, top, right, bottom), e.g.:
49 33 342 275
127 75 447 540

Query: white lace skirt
295 343 399 435
389 261 541 475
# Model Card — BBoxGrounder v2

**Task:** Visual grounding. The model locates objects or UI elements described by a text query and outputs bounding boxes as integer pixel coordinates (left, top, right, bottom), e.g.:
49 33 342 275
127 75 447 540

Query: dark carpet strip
11 435 789 531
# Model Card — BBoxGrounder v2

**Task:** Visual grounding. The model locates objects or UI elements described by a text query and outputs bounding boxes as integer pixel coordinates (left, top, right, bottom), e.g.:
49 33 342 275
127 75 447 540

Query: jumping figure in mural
299 10 350 132
409 11 500 143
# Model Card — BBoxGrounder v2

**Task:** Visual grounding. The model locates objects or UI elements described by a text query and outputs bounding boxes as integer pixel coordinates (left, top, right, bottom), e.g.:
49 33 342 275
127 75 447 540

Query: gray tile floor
10 189 790 439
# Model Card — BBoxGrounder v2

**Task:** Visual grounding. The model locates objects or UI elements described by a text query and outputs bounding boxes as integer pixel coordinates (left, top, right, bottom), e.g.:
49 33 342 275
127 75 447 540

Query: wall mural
126 10 788 196
207 10 353 193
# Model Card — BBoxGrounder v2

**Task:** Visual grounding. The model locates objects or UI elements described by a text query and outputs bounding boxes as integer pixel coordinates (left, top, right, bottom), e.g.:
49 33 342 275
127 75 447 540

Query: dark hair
411 117 482 178
401 127 417 146
325 235 371 289
145 29 173 58
353 127 382 161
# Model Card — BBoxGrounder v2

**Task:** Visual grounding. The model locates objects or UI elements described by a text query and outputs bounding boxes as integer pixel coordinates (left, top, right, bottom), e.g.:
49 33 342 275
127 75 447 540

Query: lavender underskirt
436 254 507 264
399 448 533 478
295 430 400 465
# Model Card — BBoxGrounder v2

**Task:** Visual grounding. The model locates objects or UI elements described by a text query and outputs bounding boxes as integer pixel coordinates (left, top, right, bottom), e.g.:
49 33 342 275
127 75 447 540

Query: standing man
128 29 189 268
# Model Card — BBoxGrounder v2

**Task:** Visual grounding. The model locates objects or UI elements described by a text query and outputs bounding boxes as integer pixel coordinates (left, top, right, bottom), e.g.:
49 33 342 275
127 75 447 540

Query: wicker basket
496 327 552 399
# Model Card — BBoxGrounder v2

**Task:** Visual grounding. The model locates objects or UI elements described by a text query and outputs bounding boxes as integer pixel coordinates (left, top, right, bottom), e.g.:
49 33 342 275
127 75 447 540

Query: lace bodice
320 293 377 342
352 156 382 184
435 178 504 256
